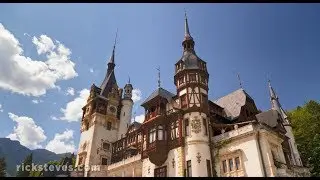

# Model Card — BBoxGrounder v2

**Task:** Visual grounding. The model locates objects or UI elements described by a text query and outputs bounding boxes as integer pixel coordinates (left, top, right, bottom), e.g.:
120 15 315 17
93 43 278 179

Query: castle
74 13 310 177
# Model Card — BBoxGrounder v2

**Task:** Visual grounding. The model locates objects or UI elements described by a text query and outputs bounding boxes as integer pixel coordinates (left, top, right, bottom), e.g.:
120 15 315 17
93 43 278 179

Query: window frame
207 159 212 177
101 157 108 165
107 121 112 130
103 142 110 151
154 166 167 177
186 160 192 177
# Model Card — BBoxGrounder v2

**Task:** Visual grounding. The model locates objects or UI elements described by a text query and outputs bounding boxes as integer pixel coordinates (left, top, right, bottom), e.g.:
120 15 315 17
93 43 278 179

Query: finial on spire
237 73 243 89
156 66 161 88
184 10 191 38
268 79 272 87
109 29 118 64
113 28 118 51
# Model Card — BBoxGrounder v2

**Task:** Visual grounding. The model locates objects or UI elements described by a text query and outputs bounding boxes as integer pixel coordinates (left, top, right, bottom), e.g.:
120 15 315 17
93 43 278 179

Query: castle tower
174 12 211 177
118 78 134 139
76 35 122 177
268 81 303 166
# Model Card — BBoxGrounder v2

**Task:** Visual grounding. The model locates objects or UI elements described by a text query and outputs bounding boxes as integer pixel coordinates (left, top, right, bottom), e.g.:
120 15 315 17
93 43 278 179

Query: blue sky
0 3 319 154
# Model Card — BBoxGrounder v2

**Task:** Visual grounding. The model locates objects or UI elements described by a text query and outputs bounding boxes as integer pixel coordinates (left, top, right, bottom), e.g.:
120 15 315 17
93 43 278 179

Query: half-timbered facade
74 13 310 177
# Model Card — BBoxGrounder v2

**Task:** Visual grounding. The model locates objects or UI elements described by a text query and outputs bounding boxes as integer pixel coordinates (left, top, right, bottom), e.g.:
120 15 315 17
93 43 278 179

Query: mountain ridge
0 138 74 177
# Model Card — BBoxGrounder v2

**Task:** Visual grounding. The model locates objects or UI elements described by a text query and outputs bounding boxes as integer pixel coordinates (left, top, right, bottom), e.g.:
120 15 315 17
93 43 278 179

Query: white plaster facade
73 13 310 178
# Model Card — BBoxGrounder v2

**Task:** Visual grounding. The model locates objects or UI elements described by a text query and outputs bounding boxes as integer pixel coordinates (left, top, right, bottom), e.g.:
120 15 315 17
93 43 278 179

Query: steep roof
100 68 117 97
141 87 175 107
255 109 280 128
214 88 253 120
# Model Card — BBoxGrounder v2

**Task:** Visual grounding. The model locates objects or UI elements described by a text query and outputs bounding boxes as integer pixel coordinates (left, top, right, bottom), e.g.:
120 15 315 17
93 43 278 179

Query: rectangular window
170 121 179 140
222 160 227 173
101 158 108 165
181 94 187 108
103 142 110 150
186 160 192 177
154 166 167 177
206 159 212 177
189 73 196 82
107 122 112 130
149 128 156 143
203 119 208 135
185 119 189 136
235 157 240 170
179 77 185 85
228 159 233 171
175 121 179 138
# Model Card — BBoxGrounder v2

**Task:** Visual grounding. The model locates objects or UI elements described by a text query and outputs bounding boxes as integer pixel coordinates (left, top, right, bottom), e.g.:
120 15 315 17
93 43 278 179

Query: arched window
158 125 164 140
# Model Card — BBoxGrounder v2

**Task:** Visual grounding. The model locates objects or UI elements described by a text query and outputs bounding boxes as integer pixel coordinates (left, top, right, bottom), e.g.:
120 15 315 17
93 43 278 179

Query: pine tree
16 153 33 177
0 157 6 177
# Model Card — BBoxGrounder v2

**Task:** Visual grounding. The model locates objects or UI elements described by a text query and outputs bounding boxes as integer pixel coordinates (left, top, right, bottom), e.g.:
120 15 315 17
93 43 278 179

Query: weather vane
237 73 243 89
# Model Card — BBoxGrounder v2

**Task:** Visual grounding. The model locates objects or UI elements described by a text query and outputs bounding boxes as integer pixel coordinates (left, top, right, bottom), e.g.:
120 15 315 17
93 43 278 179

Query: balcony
146 140 168 166
213 124 254 142
108 154 142 171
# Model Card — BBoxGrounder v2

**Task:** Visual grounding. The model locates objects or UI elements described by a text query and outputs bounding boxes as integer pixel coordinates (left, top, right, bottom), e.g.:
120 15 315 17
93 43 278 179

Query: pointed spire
156 66 161 88
268 79 290 125
184 10 193 40
268 79 278 100
128 76 131 84
109 29 118 64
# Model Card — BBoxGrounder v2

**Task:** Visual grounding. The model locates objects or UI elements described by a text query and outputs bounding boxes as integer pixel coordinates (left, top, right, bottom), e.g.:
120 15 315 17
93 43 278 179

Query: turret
173 12 211 177
268 80 303 166
118 79 134 140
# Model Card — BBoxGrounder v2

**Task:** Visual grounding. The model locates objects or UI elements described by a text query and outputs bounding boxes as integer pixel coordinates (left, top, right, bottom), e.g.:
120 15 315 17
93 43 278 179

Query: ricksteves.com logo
17 163 101 172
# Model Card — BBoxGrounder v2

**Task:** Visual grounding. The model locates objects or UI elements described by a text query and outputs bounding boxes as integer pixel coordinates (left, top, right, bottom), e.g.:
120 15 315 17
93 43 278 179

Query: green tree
16 153 33 177
288 100 320 177
0 157 6 177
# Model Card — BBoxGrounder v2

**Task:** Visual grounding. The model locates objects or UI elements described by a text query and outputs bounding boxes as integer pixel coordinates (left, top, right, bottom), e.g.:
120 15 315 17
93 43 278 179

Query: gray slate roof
214 88 253 120
100 68 117 97
181 51 202 69
141 87 175 107
255 109 281 128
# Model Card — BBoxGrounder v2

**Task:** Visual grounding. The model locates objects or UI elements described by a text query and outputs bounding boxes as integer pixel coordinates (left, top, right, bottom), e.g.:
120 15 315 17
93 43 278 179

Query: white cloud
50 116 58 121
31 99 43 104
0 23 78 97
132 114 145 123
66 87 75 96
45 129 76 154
132 89 142 103
0 104 3 112
6 113 47 149
32 100 39 104
60 89 89 122
89 68 94 73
